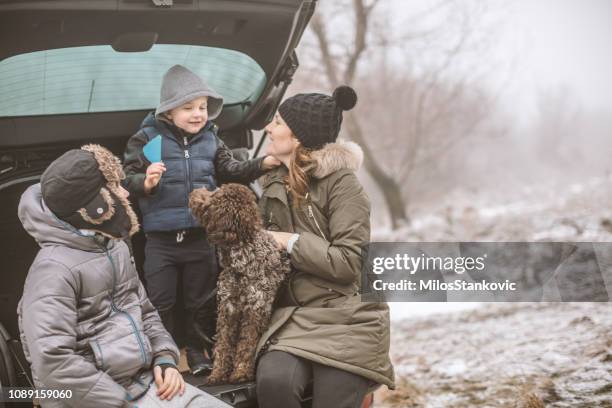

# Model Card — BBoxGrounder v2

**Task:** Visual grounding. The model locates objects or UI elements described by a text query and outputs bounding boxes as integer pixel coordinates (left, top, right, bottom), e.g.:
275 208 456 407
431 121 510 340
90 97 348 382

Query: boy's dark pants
143 230 218 351
256 351 372 408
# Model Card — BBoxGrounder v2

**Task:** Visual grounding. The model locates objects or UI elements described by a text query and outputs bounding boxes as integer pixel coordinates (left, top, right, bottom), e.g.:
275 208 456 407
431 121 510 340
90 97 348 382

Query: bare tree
304 0 408 228
296 0 506 228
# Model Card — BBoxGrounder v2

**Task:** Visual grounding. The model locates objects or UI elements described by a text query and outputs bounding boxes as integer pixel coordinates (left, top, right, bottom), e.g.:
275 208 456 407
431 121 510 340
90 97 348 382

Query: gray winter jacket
17 183 179 407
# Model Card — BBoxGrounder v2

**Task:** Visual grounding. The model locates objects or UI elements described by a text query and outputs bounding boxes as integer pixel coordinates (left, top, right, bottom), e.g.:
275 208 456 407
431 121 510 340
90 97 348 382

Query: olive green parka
255 140 395 391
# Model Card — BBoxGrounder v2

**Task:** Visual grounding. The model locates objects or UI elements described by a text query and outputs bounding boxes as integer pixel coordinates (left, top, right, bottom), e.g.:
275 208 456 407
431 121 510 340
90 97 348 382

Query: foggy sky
386 0 612 121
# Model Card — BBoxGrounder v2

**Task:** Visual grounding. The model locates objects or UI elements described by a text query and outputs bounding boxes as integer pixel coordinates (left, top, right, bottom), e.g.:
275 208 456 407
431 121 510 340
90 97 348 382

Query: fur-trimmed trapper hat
41 144 139 239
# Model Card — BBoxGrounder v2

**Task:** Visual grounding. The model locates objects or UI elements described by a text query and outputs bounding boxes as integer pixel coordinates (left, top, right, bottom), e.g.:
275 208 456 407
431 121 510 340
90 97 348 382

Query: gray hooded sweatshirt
17 183 179 407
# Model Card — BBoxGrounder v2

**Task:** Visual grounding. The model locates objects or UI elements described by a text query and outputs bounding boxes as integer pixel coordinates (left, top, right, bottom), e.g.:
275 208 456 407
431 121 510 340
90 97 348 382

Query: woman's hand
144 162 166 194
267 230 294 250
153 365 185 401
261 155 282 170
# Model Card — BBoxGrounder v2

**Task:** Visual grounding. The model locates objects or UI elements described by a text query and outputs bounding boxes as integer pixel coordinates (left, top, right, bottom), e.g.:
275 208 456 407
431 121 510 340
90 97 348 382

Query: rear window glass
0 45 266 117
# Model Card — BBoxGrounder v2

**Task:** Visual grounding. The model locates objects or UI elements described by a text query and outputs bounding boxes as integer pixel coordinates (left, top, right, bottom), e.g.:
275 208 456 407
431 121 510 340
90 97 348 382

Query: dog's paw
206 372 230 385
228 371 254 384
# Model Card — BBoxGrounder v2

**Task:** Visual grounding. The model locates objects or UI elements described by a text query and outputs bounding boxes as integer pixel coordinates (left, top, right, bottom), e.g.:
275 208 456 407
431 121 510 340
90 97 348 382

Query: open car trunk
0 1 317 406
0 0 315 147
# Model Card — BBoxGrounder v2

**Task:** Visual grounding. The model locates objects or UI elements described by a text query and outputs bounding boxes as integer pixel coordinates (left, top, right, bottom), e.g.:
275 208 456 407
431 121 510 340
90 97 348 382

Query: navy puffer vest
138 113 217 232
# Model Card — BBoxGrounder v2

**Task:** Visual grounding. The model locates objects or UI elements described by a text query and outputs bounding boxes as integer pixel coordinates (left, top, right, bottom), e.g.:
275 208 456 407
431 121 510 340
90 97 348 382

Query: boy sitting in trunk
18 145 230 407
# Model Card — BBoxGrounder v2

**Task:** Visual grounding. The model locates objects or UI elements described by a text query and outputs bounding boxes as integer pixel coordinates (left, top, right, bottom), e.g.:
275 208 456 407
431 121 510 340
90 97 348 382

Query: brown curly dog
189 183 291 384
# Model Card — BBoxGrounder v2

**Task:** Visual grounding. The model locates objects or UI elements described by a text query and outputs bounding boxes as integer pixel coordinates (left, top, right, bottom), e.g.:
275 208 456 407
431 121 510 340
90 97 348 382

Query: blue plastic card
143 135 162 163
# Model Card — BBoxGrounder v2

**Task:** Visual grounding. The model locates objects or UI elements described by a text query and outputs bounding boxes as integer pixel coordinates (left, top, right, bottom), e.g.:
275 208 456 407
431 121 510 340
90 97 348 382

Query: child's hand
144 162 166 193
262 155 282 170
153 365 185 401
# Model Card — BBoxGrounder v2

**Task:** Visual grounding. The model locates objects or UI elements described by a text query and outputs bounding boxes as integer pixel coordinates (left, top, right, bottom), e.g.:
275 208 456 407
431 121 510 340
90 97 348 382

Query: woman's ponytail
286 144 315 208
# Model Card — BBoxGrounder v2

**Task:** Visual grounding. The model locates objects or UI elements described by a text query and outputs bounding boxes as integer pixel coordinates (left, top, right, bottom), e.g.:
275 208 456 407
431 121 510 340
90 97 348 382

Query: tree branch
310 12 339 86
344 0 379 84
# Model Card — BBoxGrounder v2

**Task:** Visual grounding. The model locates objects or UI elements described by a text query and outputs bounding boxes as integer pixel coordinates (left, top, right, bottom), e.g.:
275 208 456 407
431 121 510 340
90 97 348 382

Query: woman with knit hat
254 86 395 407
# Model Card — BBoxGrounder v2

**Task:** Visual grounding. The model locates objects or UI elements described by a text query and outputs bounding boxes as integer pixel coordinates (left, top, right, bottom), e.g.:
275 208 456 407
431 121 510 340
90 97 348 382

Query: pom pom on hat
333 86 357 111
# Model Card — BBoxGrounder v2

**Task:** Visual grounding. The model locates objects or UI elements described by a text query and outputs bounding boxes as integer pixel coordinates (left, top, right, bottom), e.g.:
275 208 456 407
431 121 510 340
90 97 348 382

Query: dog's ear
222 184 263 234
189 188 214 220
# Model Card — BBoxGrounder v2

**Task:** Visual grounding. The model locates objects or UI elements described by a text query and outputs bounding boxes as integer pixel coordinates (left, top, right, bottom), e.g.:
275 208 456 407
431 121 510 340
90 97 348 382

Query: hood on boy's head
155 65 224 120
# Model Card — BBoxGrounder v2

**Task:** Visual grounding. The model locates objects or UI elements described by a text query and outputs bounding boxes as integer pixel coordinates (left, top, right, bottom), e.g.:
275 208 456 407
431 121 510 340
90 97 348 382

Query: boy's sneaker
186 346 212 376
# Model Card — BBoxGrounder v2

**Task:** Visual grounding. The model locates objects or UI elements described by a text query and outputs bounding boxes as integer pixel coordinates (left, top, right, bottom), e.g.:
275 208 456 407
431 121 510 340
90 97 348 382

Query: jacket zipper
56 218 149 367
308 205 327 240
305 193 327 240
103 247 148 366
183 136 191 226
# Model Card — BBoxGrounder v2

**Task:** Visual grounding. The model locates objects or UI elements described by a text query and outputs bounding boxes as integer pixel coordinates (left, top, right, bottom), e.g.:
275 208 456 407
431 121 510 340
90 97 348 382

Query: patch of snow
377 302 612 408
389 302 482 322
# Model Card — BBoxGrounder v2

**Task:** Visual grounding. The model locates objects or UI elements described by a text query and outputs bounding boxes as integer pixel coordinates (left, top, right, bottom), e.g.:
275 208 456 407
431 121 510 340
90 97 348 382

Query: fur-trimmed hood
259 140 365 188
309 140 364 179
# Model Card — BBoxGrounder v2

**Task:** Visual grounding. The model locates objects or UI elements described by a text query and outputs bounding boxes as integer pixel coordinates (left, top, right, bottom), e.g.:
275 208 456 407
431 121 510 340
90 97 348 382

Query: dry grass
378 377 425 407
518 384 546 408
519 393 546 408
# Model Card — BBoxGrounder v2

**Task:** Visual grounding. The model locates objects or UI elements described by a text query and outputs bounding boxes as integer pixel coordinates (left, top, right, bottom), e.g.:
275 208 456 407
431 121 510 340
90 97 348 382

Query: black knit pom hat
278 85 357 150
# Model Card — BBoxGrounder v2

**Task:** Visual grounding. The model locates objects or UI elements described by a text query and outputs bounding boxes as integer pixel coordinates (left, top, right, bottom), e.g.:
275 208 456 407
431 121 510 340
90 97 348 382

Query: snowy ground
370 177 612 407
372 175 612 243
388 302 482 321
376 302 612 408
